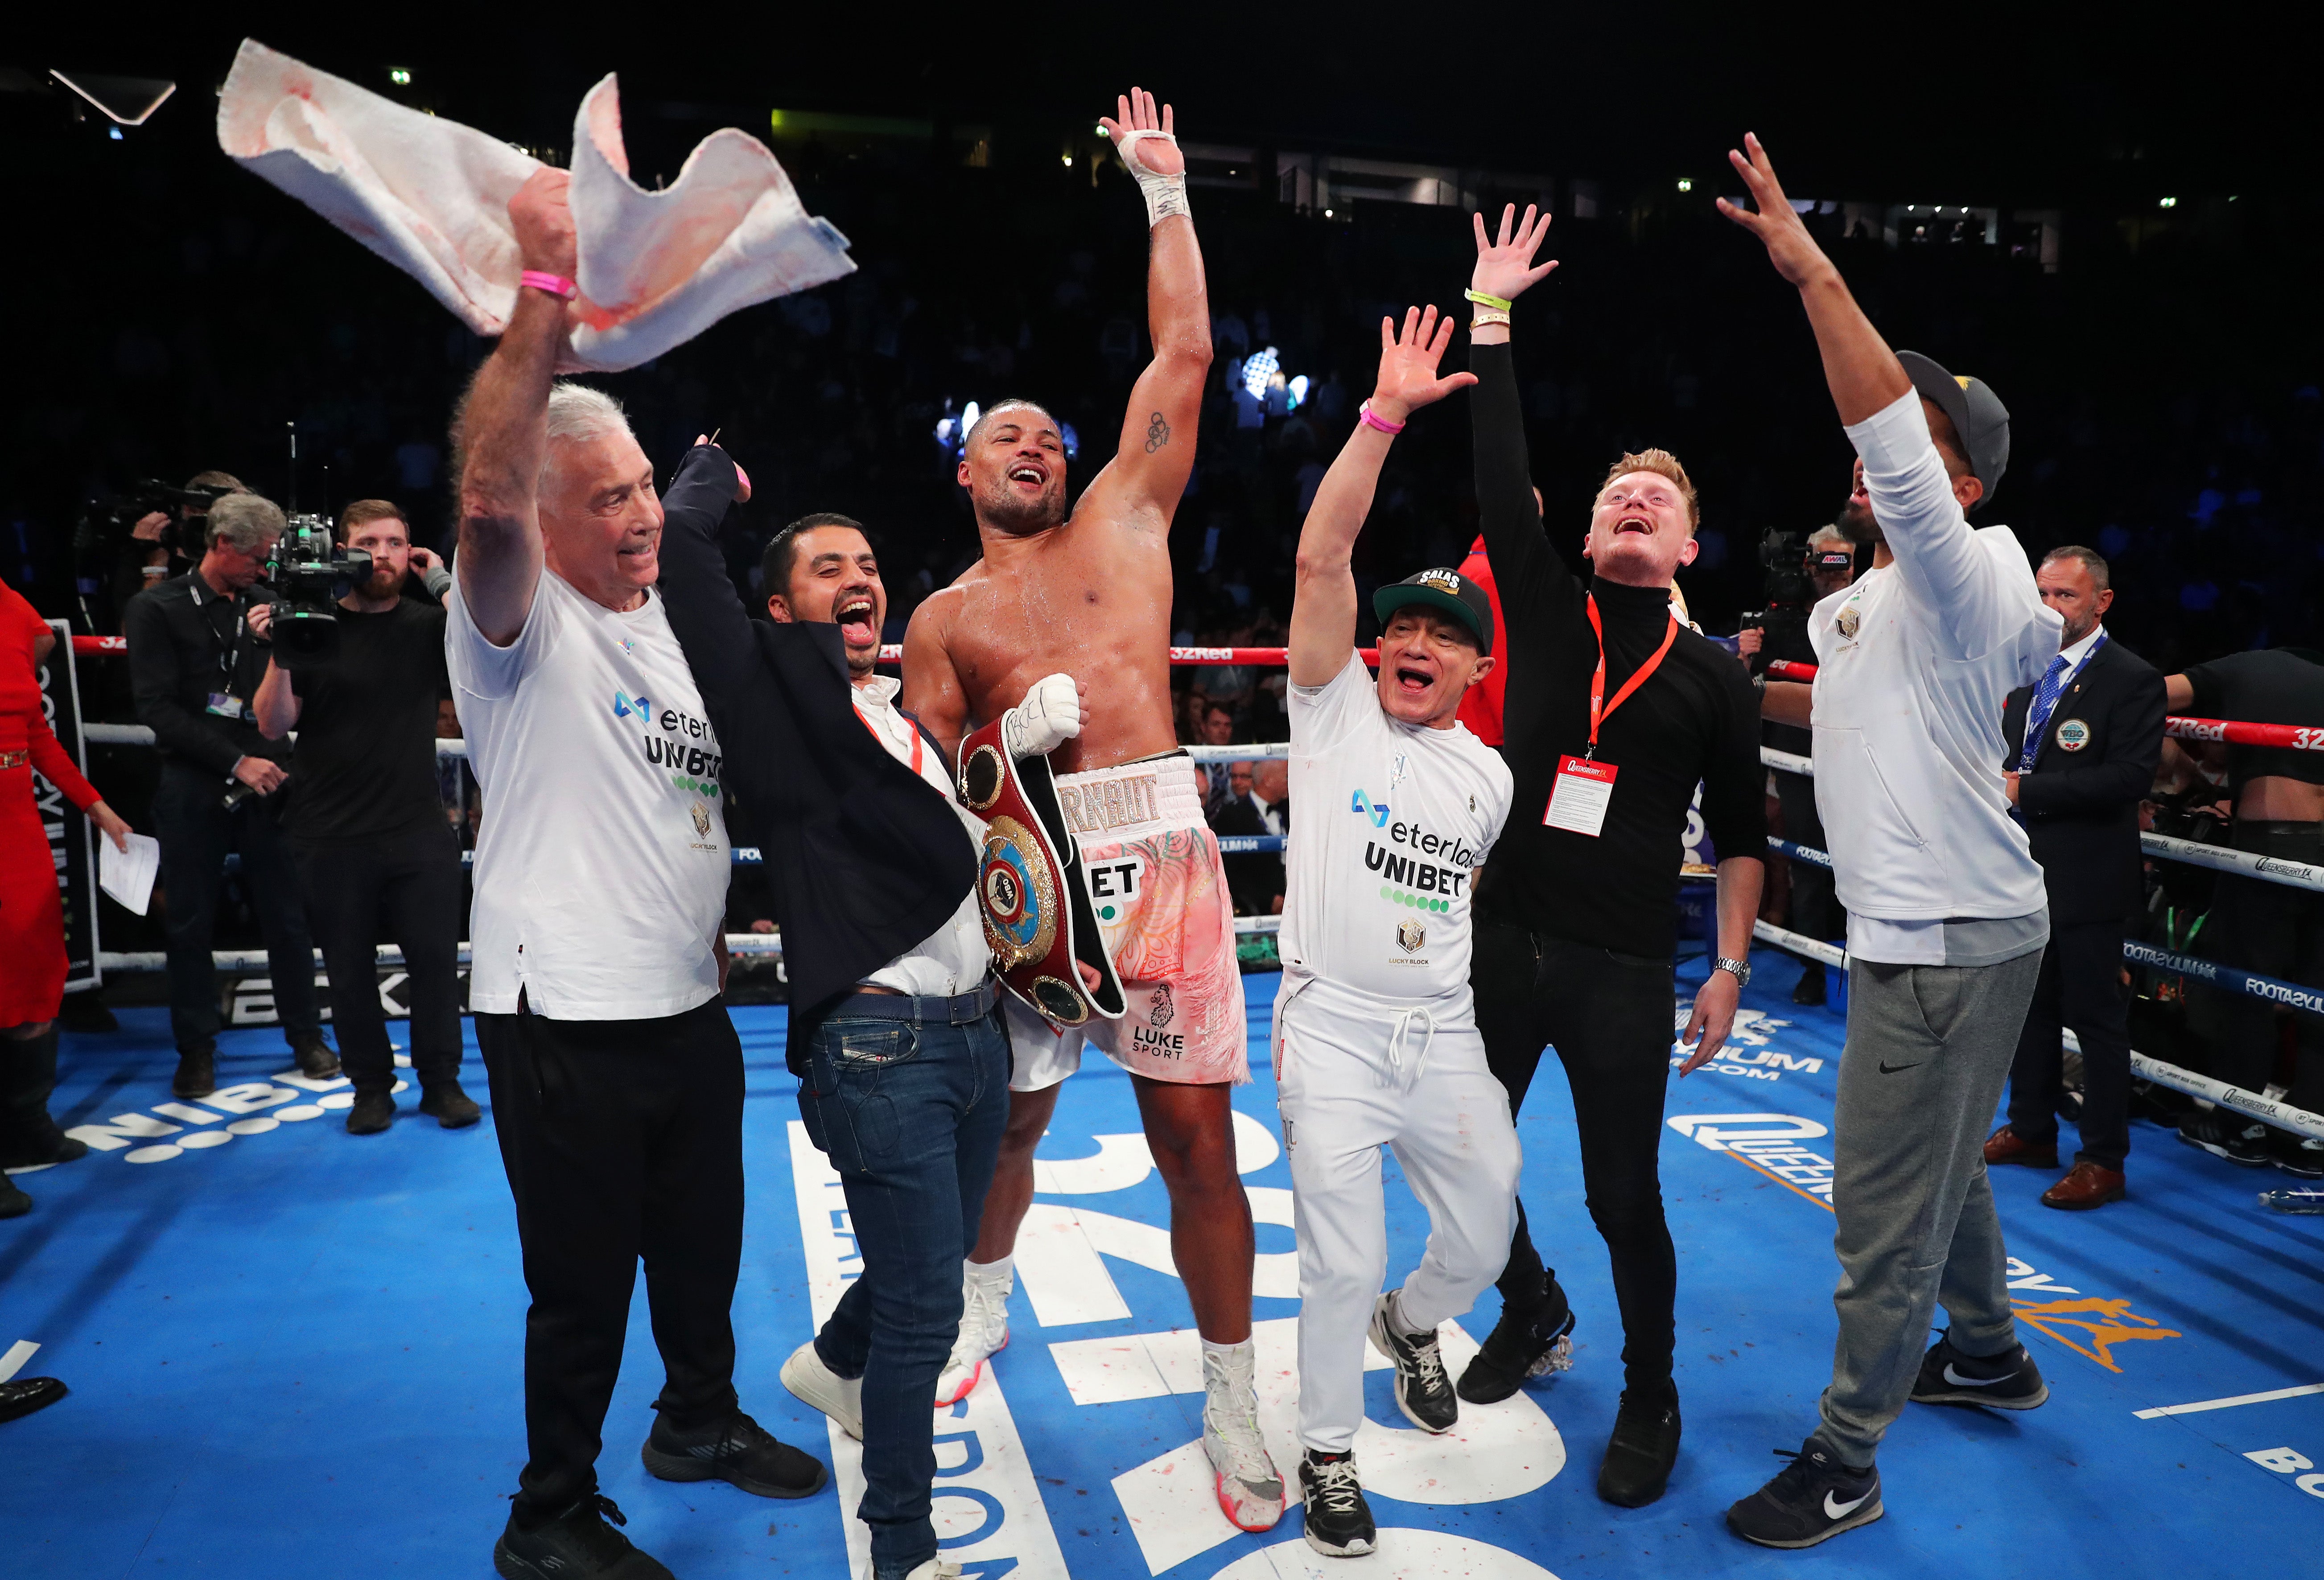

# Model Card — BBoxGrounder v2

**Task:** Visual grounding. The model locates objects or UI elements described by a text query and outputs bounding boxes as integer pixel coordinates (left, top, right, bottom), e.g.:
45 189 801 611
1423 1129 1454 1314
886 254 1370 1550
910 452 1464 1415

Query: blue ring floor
4 950 2320 1578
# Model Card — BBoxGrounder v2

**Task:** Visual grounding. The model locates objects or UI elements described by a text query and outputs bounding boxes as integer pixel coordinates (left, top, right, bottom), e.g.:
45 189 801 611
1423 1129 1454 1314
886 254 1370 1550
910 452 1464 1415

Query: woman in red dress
2 576 132 1219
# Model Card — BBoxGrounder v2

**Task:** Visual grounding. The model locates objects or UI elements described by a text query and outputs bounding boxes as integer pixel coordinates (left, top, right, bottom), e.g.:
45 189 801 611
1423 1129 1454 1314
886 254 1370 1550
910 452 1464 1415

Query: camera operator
1741 524 1855 1003
124 492 336 1098
81 471 247 633
251 501 474 1136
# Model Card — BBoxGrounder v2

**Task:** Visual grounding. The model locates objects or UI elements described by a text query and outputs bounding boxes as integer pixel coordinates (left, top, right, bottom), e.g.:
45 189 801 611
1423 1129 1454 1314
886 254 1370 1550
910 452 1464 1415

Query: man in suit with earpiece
1986 545 2166 1210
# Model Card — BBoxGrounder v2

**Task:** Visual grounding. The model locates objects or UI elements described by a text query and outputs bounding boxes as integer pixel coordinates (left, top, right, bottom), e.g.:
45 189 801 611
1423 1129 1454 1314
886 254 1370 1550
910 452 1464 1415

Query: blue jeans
798 1000 1010 1580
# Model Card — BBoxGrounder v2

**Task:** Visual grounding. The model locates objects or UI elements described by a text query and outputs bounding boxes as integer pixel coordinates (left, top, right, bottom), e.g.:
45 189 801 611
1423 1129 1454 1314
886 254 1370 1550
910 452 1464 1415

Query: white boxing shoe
1200 1339 1285 1532
780 1339 864 1440
935 1263 1011 1407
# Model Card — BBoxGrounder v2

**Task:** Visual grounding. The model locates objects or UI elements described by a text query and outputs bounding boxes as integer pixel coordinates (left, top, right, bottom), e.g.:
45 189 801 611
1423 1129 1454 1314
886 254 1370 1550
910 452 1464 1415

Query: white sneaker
780 1339 864 1440
1200 1340 1285 1532
935 1263 1011 1406
857 1558 961 1580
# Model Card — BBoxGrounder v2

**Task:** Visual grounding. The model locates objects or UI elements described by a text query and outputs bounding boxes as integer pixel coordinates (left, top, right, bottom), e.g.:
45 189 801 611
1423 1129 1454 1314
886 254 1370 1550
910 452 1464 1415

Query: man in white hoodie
1717 135 2062 1550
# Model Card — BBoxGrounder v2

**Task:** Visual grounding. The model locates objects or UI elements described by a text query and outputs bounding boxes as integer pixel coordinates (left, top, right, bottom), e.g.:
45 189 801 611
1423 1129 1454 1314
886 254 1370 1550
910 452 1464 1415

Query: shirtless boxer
902 87 1281 1532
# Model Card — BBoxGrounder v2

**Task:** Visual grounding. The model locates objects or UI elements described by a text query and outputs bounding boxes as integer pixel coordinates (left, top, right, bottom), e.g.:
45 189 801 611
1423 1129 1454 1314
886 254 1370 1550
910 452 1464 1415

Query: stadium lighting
1062 153 1073 168
389 68 412 86
1095 123 1110 138
1323 208 1333 218
1677 178 1692 192
2159 195 2178 208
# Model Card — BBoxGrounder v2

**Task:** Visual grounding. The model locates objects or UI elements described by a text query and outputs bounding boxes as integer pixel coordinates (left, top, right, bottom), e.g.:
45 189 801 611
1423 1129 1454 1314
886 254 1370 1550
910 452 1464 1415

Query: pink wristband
1359 402 1406 436
520 269 577 300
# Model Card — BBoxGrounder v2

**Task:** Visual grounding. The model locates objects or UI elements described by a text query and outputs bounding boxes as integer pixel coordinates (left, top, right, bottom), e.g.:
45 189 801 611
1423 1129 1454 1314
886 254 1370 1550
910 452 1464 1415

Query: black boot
418 1080 482 1129
172 1045 216 1099
1 1025 87 1169
1 1174 29 1218
1598 1381 1681 1506
1791 961 1826 1006
1456 1273 1576 1405
493 1494 672 1580
289 1030 341 1080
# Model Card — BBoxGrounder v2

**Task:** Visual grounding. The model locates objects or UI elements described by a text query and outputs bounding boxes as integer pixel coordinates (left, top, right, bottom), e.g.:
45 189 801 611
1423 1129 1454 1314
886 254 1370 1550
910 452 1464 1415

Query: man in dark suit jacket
1986 547 2165 1209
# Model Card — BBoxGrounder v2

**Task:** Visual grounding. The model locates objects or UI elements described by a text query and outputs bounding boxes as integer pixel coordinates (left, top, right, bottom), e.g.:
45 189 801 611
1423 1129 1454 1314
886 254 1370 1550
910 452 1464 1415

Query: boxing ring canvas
3 955 2320 1577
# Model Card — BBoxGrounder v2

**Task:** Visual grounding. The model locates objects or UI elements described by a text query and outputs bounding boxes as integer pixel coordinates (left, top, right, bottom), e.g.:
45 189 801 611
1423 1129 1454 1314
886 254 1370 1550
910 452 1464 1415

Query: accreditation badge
1545 755 1619 837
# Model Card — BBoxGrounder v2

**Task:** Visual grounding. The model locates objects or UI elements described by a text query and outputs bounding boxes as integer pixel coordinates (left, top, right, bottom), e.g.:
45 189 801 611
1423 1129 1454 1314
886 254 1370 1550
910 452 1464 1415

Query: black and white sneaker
1297 1450 1377 1558
2179 1109 2271 1165
494 1494 673 1580
640 1407 828 1498
1725 1438 1883 1549
2270 1132 2324 1179
1368 1292 1456 1432
1910 1330 2049 1410
1455 1278 1576 1405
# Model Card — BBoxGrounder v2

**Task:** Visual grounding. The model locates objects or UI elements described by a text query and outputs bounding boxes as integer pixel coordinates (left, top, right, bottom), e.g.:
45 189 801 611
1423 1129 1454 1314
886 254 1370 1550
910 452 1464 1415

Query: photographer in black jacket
252 500 474 1136
124 492 336 1098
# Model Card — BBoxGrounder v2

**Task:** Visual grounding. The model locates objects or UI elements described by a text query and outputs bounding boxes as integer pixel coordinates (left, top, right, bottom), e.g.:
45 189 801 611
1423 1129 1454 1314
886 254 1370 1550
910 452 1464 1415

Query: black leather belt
830 979 999 1026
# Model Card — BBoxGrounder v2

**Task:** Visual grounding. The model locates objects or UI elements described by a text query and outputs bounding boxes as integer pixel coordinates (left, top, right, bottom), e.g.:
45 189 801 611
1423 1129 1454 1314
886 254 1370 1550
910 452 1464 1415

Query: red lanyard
855 700 924 778
1583 594 1678 760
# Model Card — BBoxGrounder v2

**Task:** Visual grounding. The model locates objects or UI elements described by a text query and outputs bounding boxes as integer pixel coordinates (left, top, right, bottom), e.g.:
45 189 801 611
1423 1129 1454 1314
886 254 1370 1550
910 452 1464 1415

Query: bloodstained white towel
216 39 854 372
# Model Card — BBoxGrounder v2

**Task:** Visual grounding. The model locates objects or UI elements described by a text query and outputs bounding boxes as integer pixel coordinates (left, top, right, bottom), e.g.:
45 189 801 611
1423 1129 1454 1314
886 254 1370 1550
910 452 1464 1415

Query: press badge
1545 755 1618 836
205 691 245 719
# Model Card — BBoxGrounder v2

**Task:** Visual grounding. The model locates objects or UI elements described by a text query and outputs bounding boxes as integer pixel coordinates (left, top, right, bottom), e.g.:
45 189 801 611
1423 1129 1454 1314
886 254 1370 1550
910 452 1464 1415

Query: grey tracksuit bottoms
1817 947 2045 1465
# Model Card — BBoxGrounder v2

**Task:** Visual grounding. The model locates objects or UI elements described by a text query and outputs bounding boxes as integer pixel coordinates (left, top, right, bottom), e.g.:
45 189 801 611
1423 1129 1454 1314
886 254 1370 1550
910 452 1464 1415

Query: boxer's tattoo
1144 411 1170 453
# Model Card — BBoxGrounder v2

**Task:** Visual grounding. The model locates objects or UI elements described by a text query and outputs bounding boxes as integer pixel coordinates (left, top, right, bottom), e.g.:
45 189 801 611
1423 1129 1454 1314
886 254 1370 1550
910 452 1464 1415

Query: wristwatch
1713 956 1753 986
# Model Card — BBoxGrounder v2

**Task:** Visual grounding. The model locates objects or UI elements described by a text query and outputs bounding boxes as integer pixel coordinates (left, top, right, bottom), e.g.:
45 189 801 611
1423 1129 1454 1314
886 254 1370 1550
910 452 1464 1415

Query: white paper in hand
100 832 161 916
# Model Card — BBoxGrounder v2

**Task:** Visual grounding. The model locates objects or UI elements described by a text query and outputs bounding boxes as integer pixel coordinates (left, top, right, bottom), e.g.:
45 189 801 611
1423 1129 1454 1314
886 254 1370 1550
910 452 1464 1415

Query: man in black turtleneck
1454 206 1767 1509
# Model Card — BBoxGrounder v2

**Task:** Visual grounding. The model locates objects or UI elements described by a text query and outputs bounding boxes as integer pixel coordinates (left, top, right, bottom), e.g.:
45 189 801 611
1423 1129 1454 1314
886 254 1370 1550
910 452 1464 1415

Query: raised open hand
1100 87 1183 178
1715 133 1832 288
1471 203 1558 305
1368 305 1478 424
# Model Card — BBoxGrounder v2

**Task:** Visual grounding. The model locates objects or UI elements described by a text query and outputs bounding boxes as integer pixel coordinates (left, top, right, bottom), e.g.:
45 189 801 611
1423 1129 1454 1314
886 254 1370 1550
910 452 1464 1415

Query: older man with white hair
448 168 823 1580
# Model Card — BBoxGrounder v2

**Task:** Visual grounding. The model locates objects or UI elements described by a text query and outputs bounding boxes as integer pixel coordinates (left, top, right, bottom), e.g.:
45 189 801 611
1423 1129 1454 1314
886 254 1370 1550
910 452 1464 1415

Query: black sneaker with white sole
640 1408 828 1499
2179 1109 2271 1165
1455 1277 1576 1405
2270 1131 2324 1179
1297 1450 1377 1558
1367 1292 1456 1432
1725 1437 1883 1549
494 1494 673 1580
1910 1329 2049 1410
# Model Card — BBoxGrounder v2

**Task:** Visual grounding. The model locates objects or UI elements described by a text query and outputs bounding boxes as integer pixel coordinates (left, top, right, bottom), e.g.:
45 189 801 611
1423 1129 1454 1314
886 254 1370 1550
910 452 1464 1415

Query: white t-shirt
1279 650 1512 1010
853 675 990 998
445 568 730 1019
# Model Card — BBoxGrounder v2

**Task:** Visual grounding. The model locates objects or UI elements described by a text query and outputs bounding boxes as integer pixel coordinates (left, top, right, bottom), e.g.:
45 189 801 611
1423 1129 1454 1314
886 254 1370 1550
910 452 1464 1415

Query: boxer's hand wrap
1001 672 1082 759
1114 129 1190 227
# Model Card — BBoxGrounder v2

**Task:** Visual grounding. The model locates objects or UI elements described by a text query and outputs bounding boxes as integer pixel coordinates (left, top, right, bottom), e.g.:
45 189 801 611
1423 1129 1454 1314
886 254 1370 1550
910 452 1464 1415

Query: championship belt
955 716 1128 1029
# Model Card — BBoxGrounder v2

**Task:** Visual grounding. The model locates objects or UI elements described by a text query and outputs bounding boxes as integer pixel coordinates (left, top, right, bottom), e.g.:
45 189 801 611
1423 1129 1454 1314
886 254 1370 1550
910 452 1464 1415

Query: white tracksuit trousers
1275 975 1522 1454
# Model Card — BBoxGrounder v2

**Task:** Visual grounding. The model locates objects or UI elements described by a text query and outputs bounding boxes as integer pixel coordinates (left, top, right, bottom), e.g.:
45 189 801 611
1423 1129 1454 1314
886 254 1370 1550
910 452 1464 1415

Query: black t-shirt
1469 342 1767 958
285 599 452 839
2182 649 2324 796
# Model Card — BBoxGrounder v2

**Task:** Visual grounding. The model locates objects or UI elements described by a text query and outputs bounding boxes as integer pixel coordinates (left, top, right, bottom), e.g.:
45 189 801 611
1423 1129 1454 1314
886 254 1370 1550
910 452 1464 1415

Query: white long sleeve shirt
852 675 991 997
1810 391 2063 966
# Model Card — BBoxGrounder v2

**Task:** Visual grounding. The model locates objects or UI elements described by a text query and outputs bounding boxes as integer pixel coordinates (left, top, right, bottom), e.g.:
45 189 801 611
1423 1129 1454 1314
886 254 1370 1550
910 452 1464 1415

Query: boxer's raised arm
1290 308 1475 689
453 169 573 646
1080 89 1210 533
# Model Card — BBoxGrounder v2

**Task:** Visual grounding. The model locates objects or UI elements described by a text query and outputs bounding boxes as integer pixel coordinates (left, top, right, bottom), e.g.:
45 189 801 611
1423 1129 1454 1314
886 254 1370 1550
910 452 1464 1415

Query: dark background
8 6 2321 673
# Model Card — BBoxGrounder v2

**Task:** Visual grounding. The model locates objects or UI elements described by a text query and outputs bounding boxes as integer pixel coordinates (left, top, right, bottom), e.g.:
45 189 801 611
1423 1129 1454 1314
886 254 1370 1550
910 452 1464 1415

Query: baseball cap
1897 350 2009 506
1374 567 1493 651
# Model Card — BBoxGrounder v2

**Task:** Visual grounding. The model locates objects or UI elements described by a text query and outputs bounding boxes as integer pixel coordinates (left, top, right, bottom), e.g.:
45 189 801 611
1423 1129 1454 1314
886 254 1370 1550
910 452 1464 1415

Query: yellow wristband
1464 288 1513 311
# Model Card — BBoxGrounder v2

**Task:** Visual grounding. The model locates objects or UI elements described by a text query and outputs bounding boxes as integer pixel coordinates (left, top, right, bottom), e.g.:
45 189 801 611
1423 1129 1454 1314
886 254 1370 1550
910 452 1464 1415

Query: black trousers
152 761 319 1052
1473 921 1679 1391
475 996 745 1519
1776 769 1838 941
2007 917 2134 1168
2207 820 2324 1115
293 821 465 1094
